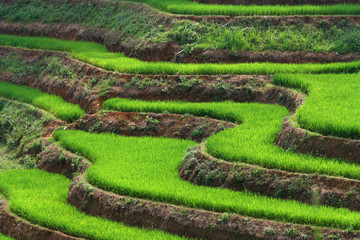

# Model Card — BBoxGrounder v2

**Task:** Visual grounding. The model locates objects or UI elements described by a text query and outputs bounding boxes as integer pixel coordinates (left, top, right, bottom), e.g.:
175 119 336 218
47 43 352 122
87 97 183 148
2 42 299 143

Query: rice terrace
1 0 360 239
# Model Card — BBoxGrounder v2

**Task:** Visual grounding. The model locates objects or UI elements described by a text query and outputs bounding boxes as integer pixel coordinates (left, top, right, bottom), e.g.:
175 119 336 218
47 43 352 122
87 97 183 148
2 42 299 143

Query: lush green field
0 235 13 240
125 0 360 16
1 35 360 75
0 82 84 122
274 74 360 139
54 130 360 230
103 98 360 179
0 169 188 240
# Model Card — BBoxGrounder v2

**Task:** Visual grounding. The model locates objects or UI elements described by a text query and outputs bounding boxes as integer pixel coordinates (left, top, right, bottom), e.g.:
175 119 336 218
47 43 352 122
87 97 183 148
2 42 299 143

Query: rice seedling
0 82 84 122
123 0 360 16
0 235 13 240
1 35 359 75
274 74 360 139
53 129 360 230
0 169 188 240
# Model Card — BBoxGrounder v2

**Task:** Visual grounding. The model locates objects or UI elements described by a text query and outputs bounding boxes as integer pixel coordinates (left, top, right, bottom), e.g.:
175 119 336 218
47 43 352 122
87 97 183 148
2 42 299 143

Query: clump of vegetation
167 21 203 45
0 99 47 150
283 227 298 237
217 212 229 223
264 227 276 236
0 54 45 78
334 31 360 54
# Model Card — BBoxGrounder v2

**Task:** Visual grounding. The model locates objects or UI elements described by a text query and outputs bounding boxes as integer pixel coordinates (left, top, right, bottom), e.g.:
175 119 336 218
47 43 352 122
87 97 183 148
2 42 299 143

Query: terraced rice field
1 0 360 239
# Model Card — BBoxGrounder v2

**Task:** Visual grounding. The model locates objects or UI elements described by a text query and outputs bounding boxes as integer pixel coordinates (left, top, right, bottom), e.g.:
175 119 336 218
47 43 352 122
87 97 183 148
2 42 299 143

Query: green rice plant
0 82 84 122
103 98 360 179
274 74 360 139
1 35 359 75
0 235 13 240
54 130 360 230
0 169 188 240
122 0 360 16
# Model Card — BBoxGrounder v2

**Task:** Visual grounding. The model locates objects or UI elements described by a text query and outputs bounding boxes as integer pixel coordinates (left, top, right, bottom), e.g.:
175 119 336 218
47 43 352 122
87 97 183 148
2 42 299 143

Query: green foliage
0 98 48 149
166 21 203 45
191 125 204 138
0 170 187 239
0 82 84 122
218 24 337 53
283 227 298 237
54 130 360 230
264 227 276 236
0 234 13 240
218 212 229 223
1 35 360 75
0 55 44 77
335 31 360 54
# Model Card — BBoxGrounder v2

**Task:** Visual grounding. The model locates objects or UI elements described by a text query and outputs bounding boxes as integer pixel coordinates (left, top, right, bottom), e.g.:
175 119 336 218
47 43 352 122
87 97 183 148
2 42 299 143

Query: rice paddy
1 0 360 238
1 35 359 75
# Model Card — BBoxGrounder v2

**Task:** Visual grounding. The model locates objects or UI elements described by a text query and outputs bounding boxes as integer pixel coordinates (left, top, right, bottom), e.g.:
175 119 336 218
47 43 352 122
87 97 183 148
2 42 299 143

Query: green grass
0 235 13 240
54 129 360 230
0 169 188 240
274 74 360 139
124 0 360 16
0 82 84 122
1 35 360 75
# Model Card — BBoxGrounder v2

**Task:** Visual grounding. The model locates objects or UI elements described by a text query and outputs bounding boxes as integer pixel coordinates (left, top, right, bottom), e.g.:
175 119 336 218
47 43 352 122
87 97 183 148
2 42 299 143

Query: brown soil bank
68 111 237 142
275 118 360 164
0 199 79 240
0 47 302 113
195 0 359 5
2 22 360 64
180 147 360 212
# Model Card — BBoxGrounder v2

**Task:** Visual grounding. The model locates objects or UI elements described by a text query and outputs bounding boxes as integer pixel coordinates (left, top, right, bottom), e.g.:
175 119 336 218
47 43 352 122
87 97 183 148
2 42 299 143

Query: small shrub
264 227 276 236
218 212 229 223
